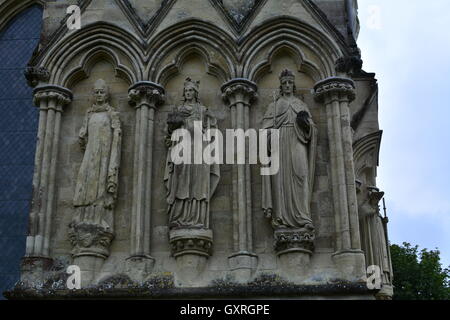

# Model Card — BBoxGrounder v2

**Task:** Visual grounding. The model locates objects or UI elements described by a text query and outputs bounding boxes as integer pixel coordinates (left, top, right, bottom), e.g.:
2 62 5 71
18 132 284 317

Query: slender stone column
126 81 165 281
314 77 366 280
222 79 258 282
23 86 72 282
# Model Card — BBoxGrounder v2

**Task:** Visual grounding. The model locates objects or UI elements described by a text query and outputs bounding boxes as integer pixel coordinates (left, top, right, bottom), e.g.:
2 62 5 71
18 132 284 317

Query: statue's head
93 79 109 105
279 69 296 96
183 77 200 102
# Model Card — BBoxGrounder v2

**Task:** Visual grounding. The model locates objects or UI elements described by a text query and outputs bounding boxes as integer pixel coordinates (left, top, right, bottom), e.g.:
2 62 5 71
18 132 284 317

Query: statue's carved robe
262 95 317 229
360 201 393 286
73 104 122 232
164 103 220 229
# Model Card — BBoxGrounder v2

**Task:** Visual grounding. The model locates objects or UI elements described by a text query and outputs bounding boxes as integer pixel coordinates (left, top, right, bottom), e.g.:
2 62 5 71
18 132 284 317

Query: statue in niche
262 69 318 232
71 79 122 233
164 77 220 230
358 184 393 293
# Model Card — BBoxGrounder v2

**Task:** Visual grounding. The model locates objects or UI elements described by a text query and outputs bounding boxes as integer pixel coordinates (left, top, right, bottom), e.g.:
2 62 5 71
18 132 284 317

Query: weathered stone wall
0 0 393 300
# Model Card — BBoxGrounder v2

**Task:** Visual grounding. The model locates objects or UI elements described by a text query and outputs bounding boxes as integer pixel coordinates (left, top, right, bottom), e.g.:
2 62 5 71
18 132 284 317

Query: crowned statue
262 69 318 235
164 77 220 230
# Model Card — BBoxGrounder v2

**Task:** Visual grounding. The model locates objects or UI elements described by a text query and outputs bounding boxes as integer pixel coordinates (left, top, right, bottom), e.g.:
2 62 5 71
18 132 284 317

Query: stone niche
53 59 134 287
5 0 392 300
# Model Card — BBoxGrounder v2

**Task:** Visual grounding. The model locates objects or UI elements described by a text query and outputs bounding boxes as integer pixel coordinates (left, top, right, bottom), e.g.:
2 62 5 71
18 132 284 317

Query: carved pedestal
68 223 114 287
274 228 315 278
170 229 213 286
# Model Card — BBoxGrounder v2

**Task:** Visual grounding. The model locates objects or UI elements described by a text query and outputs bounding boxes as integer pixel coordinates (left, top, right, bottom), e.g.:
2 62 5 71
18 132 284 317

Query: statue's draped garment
262 95 317 229
164 103 220 229
360 206 392 285
73 104 122 231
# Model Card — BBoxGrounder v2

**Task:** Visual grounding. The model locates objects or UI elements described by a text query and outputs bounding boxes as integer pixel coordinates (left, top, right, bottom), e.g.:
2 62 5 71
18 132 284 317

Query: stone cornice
5 280 377 300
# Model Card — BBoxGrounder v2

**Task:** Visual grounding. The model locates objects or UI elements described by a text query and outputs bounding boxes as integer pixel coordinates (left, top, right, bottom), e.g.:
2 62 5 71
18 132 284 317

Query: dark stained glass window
0 4 43 299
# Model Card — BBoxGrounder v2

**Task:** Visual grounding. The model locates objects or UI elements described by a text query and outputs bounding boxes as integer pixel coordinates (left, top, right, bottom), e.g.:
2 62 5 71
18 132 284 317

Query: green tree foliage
391 242 450 300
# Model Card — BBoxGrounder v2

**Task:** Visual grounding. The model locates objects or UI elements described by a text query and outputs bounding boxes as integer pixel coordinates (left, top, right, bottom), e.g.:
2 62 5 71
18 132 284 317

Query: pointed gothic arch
35 22 143 86
241 16 344 80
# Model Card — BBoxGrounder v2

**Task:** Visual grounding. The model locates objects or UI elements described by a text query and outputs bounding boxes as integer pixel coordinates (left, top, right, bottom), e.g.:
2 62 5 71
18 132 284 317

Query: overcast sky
357 0 450 267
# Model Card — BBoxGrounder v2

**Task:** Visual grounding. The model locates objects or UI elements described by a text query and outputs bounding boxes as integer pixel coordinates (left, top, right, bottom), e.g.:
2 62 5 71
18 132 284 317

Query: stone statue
164 77 220 230
71 79 122 238
262 69 318 255
358 185 393 298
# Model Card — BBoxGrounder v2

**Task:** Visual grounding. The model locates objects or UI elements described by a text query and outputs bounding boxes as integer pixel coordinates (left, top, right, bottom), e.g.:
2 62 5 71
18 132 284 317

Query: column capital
24 66 50 88
128 81 165 109
221 78 258 107
314 77 356 103
33 85 73 110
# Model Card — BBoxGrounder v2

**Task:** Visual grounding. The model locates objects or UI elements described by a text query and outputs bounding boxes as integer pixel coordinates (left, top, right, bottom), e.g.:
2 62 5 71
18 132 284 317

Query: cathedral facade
0 0 393 299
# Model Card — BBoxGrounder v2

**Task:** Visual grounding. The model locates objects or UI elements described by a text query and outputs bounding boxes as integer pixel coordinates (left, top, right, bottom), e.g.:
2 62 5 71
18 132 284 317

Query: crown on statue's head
184 77 200 92
279 69 295 81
